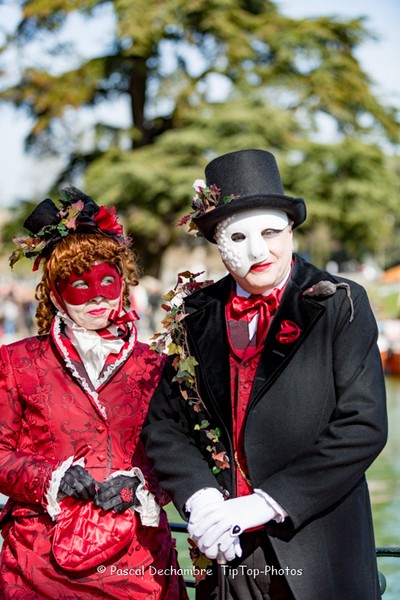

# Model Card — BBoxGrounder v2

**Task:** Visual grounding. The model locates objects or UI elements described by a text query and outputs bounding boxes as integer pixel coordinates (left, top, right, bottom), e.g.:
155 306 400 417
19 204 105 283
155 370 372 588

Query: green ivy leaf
178 356 199 376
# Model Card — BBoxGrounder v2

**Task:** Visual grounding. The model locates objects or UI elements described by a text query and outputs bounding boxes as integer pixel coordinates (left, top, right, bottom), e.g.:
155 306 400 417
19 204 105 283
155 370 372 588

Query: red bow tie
98 309 139 340
231 290 279 319
230 290 280 344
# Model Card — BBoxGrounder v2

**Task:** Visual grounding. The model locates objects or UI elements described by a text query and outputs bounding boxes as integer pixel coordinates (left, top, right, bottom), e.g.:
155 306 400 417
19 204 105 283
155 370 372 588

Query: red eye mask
56 263 123 306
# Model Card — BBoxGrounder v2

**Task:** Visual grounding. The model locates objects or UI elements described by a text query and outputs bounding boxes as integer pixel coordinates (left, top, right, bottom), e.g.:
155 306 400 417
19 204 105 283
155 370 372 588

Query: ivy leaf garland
151 270 232 577
150 270 230 475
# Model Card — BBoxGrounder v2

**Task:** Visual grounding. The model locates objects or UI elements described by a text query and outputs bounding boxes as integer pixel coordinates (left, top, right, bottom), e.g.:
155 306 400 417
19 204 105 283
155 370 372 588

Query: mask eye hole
261 228 285 240
71 279 88 289
101 275 115 287
231 232 246 242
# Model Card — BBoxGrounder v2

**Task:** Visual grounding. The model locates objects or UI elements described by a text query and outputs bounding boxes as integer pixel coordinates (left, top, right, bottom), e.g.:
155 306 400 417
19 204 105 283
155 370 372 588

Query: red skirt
0 505 188 600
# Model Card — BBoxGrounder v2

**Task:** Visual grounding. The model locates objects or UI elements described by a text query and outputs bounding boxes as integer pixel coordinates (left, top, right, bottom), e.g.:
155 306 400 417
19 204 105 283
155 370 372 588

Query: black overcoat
141 254 388 600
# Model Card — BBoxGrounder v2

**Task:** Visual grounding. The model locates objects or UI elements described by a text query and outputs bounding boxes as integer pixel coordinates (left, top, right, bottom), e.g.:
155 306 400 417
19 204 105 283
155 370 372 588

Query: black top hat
193 149 306 243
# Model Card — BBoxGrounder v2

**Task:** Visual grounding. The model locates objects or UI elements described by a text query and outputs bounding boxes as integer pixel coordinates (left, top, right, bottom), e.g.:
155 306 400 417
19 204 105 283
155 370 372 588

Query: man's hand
95 475 140 513
187 487 242 562
188 493 276 560
59 465 97 500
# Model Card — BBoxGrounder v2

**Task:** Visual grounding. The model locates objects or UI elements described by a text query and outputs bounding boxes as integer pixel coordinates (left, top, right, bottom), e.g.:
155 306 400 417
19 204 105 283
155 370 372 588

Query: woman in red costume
0 187 188 599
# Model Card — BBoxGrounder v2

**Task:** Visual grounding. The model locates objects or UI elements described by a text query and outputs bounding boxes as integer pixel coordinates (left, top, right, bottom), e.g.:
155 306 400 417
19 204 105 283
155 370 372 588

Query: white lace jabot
60 312 125 387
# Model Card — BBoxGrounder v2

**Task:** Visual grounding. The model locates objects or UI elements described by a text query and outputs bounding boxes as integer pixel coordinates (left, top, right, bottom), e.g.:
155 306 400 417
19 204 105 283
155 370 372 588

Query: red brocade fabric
0 332 188 600
226 288 284 497
229 351 263 497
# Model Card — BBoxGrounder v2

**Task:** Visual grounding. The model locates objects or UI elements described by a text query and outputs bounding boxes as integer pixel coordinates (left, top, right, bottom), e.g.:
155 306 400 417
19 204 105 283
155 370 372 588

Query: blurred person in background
0 187 187 599
142 149 387 600
0 291 19 336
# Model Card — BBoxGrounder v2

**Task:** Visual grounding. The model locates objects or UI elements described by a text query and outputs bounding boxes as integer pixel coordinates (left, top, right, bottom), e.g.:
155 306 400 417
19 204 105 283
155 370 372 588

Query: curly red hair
35 233 139 335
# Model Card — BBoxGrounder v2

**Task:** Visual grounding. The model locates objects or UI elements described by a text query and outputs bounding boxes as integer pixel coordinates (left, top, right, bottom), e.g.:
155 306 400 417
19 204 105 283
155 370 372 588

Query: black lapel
250 256 327 408
183 256 331 419
184 276 233 428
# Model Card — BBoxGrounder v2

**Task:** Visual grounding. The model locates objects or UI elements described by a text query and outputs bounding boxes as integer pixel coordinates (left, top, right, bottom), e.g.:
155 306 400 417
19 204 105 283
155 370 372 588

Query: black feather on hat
188 149 306 243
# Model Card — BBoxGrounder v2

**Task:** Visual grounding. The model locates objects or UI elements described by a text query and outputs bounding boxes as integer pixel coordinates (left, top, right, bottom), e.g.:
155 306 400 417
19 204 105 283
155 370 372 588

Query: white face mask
215 209 290 278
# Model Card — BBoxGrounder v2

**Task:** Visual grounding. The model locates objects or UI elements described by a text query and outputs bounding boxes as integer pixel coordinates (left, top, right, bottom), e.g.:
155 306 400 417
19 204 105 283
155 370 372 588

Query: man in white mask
142 149 387 600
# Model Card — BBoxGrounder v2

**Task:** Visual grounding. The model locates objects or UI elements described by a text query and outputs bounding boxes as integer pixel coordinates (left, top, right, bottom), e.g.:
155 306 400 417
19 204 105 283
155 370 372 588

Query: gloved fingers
187 511 223 540
60 465 96 500
188 503 226 531
95 494 135 512
196 539 221 560
95 483 119 505
234 537 243 558
97 497 133 513
189 503 222 523
188 513 225 541
220 537 243 562
218 530 237 554
221 542 237 563
195 520 232 549
95 476 139 512
187 488 225 514
59 480 81 500
69 465 96 496
113 501 134 514
218 530 243 554
96 475 138 501
95 494 119 511
193 533 243 562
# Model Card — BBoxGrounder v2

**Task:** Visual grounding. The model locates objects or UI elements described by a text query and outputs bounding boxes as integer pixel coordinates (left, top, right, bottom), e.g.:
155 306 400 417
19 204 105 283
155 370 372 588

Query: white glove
186 487 225 518
186 488 242 562
188 493 276 560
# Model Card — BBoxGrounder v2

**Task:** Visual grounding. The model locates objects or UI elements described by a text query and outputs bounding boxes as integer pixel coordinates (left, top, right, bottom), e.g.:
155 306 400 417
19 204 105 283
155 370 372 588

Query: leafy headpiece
10 186 125 270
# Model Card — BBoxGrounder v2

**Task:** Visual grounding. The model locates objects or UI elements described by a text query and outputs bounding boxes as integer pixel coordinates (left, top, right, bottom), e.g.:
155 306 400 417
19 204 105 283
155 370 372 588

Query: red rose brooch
276 320 301 344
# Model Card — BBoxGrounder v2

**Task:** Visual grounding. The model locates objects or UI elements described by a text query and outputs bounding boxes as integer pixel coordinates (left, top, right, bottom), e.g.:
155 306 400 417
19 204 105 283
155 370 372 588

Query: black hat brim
193 193 306 243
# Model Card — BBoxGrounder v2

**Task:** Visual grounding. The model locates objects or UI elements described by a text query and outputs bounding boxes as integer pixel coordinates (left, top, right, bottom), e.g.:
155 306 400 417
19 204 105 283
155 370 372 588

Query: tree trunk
129 56 148 148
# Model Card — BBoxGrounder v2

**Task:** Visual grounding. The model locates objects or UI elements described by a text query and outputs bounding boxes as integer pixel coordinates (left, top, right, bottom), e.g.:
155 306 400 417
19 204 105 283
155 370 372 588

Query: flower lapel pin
276 320 301 344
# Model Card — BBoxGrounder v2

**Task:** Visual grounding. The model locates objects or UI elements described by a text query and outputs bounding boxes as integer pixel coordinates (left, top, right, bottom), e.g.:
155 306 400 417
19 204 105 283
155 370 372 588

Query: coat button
97 454 106 462
97 424 106 433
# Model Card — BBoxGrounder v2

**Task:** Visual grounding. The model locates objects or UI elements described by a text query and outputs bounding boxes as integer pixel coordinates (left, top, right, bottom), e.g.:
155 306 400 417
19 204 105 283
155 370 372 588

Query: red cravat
230 289 280 344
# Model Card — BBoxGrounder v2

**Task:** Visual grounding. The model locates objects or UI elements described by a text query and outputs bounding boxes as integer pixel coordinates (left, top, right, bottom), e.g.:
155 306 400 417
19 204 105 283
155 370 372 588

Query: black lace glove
95 475 140 513
59 465 97 500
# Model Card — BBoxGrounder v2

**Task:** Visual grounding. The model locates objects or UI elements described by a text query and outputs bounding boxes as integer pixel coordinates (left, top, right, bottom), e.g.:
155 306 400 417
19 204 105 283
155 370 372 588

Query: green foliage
1 0 399 273
286 140 400 264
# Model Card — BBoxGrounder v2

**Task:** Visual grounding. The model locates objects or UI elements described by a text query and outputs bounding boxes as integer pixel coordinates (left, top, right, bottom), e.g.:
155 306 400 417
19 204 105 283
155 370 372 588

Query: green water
368 376 400 599
168 375 400 599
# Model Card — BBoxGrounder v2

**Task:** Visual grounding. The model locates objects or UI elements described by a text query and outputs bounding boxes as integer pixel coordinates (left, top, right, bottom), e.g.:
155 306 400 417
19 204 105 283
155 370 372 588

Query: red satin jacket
0 326 187 599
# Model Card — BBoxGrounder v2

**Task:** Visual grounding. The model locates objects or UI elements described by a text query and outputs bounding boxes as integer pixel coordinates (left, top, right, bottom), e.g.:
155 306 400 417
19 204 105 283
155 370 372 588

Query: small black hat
10 186 125 270
193 149 306 243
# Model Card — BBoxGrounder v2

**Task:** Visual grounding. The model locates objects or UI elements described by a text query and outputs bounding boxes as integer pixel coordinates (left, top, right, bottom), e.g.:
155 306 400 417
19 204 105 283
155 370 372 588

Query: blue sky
0 0 399 207
282 0 400 106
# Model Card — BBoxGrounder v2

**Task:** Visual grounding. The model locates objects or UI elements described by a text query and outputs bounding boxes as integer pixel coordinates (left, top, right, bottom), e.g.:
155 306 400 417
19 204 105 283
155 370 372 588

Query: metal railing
170 522 400 594
0 504 397 594
375 547 400 595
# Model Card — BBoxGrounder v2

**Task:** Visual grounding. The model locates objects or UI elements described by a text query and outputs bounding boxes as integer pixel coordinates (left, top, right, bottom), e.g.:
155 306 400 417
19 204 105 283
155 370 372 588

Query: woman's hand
59 465 97 500
95 475 140 513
